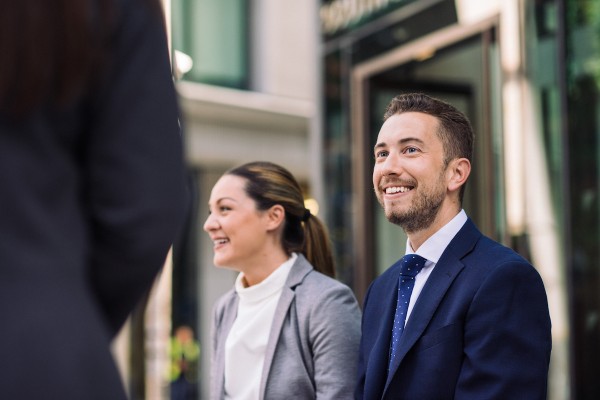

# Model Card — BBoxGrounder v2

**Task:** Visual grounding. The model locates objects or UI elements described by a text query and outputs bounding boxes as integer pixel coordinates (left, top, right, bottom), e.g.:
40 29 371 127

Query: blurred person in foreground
0 0 186 398
356 93 552 399
204 161 361 399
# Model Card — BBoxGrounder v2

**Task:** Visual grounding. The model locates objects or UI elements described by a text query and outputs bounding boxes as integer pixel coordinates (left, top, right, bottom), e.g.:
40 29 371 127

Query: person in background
356 93 552 399
169 325 200 400
204 161 361 400
0 0 186 398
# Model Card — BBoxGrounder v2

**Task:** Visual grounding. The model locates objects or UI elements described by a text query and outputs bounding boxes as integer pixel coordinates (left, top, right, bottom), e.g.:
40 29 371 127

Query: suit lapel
258 255 313 399
363 262 403 397
385 257 464 385
384 219 481 392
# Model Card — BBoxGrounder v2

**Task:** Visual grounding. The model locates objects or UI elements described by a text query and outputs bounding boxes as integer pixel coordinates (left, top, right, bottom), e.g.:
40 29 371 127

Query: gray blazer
210 254 361 399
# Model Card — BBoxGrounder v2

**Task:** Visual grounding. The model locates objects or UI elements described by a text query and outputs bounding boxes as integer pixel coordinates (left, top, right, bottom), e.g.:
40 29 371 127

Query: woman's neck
240 248 290 287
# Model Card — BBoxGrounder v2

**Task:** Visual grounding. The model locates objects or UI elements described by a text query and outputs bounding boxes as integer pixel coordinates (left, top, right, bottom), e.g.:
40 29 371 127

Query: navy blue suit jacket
356 219 552 400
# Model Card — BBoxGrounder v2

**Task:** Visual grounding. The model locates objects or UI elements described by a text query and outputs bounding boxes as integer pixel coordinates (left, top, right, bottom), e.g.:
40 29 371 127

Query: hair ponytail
302 212 335 278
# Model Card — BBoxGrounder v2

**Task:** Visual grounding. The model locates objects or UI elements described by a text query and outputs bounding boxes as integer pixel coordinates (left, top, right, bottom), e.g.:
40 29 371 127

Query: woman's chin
213 258 238 271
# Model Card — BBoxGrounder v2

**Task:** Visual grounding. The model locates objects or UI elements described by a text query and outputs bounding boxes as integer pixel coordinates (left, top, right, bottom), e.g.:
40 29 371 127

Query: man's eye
404 147 419 154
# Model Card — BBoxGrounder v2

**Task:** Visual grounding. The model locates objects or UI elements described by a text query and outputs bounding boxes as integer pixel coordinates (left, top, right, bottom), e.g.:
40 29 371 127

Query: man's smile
385 186 414 194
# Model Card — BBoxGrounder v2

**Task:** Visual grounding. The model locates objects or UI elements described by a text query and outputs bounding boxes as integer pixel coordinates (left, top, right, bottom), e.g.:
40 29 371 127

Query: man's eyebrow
398 137 425 145
374 137 425 150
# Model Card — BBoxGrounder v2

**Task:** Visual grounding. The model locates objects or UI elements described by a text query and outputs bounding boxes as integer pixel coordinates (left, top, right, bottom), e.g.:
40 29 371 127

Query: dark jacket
356 219 552 400
0 0 186 398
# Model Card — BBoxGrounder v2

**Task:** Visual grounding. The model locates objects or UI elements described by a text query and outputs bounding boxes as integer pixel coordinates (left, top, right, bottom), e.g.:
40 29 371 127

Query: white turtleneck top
223 253 296 400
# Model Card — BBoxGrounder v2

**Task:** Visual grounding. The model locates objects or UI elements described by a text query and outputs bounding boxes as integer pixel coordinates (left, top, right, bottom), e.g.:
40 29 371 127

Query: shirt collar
405 210 468 263
234 253 297 302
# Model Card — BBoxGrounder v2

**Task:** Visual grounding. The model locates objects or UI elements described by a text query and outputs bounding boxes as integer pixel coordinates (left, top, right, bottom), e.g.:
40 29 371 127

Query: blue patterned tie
389 254 427 370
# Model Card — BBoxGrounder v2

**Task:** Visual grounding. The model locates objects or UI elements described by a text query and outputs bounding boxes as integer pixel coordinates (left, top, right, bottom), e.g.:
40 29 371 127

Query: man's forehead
376 113 440 143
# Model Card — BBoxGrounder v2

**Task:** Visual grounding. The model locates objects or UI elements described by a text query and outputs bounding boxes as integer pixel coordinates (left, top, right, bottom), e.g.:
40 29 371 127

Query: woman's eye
375 150 388 158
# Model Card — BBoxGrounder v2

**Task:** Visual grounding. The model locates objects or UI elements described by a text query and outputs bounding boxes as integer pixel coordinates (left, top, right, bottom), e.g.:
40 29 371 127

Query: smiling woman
204 173 283 284
204 161 361 400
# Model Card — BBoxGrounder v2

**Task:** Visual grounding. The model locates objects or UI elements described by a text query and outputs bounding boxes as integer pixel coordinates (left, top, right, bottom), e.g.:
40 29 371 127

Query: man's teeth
385 186 412 194
215 239 229 245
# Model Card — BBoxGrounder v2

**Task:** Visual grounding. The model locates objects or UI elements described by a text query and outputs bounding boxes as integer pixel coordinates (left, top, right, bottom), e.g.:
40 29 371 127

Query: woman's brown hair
0 0 165 115
226 161 336 278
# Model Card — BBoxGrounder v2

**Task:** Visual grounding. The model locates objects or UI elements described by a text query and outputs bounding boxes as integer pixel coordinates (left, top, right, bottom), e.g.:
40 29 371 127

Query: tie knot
399 254 427 277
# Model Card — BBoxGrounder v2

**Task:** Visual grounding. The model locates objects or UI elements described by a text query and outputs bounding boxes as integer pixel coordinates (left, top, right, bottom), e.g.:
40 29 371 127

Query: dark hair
0 0 165 116
226 161 335 278
383 93 474 200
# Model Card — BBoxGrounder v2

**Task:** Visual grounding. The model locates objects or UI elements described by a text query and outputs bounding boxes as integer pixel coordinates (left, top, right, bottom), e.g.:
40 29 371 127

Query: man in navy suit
356 93 552 399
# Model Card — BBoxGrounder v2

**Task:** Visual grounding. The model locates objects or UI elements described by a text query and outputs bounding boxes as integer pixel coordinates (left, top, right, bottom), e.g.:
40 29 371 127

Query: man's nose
380 152 403 176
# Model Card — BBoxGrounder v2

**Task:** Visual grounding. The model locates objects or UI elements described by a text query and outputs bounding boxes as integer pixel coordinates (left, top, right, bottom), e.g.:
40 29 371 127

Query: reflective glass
172 0 248 88
565 0 600 397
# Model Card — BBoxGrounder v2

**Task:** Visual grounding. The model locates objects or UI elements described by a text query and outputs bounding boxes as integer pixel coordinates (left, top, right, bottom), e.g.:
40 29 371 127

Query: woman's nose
203 213 217 232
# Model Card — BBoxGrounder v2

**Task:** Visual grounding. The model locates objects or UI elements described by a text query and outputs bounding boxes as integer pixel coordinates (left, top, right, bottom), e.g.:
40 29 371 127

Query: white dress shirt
403 210 468 324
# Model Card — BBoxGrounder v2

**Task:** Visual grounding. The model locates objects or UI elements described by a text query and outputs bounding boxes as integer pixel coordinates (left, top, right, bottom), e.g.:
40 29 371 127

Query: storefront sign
320 0 413 36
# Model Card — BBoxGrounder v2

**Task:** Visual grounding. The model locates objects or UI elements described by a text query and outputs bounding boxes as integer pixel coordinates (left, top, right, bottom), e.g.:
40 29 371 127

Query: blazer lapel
363 261 403 397
214 292 239 399
384 219 481 391
385 257 464 384
258 255 313 399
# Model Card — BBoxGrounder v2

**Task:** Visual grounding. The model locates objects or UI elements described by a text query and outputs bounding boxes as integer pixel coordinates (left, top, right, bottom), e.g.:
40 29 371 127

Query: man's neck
407 206 461 251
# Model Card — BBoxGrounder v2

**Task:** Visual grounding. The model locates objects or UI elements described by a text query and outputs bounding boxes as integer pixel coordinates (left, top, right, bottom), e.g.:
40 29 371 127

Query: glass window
323 50 355 286
565 0 600 397
523 1 570 397
171 0 248 88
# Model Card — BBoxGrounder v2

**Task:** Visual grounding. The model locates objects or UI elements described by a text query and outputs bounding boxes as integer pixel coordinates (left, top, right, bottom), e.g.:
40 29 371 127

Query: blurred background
113 0 600 399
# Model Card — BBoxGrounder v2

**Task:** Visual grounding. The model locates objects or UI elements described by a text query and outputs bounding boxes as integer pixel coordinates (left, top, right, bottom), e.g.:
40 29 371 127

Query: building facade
144 0 600 399
321 0 599 398
170 1 321 398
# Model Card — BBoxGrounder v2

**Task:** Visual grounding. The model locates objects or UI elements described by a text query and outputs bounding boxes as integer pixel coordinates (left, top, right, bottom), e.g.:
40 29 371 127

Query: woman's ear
265 204 286 232
447 157 471 193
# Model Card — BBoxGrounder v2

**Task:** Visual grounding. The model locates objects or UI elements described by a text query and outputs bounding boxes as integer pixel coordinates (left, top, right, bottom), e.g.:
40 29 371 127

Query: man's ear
447 158 471 193
265 204 285 231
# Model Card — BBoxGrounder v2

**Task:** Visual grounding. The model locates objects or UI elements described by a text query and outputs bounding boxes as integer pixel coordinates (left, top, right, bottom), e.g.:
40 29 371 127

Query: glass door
368 34 503 274
351 24 502 294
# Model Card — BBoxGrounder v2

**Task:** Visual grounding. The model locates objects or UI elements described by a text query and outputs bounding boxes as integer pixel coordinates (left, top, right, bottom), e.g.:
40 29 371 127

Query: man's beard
377 175 445 234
